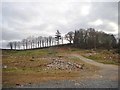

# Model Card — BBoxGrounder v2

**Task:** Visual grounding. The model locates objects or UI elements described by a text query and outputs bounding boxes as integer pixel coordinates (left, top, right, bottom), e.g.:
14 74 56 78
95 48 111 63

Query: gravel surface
19 79 118 88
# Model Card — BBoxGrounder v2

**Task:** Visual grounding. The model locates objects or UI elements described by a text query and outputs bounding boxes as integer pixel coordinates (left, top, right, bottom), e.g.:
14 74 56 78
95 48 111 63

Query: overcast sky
1 0 119 48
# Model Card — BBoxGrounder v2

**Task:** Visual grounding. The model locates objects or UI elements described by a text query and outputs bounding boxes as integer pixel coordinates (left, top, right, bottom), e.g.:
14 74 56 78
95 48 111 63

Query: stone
16 83 20 86
14 67 18 69
104 57 106 59
75 83 80 86
100 75 103 78
3 65 7 69
20 85 24 87
44 69 47 71
28 83 32 85
30 59 34 61
80 64 84 69
109 57 112 59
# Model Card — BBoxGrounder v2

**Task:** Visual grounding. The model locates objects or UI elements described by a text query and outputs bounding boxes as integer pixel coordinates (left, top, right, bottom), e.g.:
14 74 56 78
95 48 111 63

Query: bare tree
13 41 17 50
25 39 29 49
32 38 35 49
7 42 13 50
44 37 47 47
28 36 35 49
46 37 49 47
48 36 52 46
34 37 38 48
26 36 31 49
37 36 41 48
22 39 26 49
17 41 21 50
29 37 33 49
61 36 64 44
51 37 55 46
42 37 45 47
38 36 42 48
65 31 74 44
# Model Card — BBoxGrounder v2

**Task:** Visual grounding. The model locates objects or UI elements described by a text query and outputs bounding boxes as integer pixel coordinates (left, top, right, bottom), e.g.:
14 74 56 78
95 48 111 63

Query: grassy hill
2 44 119 87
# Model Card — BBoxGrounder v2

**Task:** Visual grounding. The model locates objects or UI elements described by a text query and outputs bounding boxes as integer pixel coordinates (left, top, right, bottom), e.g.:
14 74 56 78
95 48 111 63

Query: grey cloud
1 1 118 48
89 2 118 21
2 27 25 41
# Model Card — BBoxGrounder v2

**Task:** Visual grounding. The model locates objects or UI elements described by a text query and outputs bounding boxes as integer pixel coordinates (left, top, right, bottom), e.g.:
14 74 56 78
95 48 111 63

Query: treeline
7 28 119 51
73 28 117 50
7 30 63 50
65 28 119 52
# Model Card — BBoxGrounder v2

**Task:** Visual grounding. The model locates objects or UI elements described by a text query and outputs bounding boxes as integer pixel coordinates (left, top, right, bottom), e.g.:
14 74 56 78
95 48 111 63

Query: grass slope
2 45 119 87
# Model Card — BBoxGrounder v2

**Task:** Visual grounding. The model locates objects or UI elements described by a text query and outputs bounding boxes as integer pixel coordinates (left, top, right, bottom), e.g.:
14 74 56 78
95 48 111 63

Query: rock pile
46 59 84 71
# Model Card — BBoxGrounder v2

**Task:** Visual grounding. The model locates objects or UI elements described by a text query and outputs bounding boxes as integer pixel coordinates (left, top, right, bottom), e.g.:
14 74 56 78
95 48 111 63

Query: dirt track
72 54 118 81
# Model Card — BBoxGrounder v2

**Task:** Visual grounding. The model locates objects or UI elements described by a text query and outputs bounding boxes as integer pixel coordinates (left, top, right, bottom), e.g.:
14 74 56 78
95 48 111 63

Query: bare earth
20 54 119 88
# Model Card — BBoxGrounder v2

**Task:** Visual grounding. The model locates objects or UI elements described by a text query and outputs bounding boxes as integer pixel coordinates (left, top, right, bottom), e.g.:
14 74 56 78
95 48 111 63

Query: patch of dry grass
74 49 119 65
3 69 80 87
2 47 99 87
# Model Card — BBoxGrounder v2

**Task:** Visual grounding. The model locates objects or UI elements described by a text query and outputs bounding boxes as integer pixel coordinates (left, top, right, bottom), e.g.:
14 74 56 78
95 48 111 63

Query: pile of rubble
46 59 84 71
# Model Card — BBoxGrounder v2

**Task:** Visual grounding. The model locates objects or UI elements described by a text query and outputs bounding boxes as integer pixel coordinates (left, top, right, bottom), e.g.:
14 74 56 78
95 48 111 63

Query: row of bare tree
7 30 64 50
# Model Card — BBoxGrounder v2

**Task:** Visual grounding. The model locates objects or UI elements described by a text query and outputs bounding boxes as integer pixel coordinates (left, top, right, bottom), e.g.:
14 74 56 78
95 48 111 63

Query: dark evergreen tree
55 30 61 45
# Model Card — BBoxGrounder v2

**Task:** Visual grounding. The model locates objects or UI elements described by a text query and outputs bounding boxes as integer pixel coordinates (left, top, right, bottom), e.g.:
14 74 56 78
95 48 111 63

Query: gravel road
21 79 118 88
19 54 119 88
